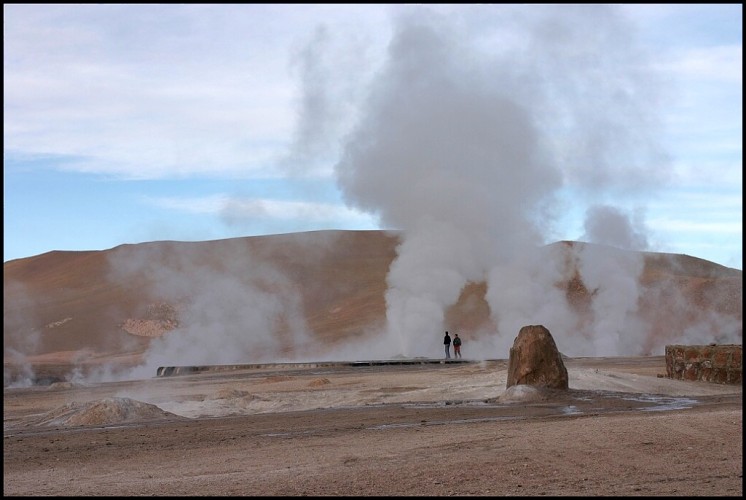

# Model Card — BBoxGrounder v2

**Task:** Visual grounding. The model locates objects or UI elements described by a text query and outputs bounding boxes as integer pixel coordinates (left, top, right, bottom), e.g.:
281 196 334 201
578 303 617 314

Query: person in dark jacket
453 333 462 358
443 331 451 359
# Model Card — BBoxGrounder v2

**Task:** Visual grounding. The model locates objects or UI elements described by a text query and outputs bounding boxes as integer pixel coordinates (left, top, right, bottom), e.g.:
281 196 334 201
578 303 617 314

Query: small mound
495 385 554 403
47 381 78 390
213 388 254 400
34 397 185 427
308 378 331 387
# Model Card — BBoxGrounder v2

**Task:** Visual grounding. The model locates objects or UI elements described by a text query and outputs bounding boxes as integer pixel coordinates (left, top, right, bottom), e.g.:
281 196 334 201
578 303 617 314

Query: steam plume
334 6 671 358
107 239 318 380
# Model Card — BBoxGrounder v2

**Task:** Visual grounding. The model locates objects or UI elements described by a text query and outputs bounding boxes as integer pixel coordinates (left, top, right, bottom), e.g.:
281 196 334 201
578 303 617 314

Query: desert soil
3 356 742 496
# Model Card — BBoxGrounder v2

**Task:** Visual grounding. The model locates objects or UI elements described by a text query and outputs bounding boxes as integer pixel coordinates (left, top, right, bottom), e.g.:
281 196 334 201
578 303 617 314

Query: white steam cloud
4 6 740 388
107 239 320 380
332 6 672 358
3 280 43 387
69 6 736 383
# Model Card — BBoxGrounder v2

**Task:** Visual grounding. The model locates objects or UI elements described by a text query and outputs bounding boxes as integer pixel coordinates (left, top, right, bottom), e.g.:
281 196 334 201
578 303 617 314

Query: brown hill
3 230 742 372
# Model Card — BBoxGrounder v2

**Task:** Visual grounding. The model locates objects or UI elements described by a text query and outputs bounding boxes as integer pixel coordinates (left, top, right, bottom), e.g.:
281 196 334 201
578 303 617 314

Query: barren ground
3 356 742 496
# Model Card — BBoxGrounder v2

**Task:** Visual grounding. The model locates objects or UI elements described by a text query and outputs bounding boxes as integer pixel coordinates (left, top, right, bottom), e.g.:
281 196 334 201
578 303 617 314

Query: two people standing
443 331 463 359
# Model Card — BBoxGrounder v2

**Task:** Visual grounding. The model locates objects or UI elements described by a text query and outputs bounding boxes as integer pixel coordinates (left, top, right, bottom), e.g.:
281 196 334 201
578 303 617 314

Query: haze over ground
4 231 741 386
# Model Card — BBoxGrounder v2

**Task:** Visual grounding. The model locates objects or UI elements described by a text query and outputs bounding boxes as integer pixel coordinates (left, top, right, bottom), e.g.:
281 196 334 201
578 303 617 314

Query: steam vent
665 344 742 385
506 324 569 390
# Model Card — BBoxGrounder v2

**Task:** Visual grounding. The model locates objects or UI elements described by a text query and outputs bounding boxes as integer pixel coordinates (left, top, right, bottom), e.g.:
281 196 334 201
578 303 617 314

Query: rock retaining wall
155 358 471 377
665 344 742 385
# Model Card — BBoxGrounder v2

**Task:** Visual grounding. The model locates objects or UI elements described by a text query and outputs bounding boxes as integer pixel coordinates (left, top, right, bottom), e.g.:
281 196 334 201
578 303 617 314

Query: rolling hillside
4 230 742 371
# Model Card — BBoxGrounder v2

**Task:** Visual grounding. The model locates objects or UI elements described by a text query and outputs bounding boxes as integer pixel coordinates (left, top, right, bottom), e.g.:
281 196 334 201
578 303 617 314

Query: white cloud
648 219 742 235
142 194 378 226
667 45 742 83
3 4 742 271
4 4 381 179
647 190 742 218
141 194 232 214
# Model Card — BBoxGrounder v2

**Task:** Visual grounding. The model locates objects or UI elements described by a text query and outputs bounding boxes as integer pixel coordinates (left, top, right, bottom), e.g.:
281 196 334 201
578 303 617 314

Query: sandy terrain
3 356 742 496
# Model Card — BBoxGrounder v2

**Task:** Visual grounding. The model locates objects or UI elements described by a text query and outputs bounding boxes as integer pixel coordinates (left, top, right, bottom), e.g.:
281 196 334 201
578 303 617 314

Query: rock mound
507 325 569 390
34 397 185 427
308 378 331 387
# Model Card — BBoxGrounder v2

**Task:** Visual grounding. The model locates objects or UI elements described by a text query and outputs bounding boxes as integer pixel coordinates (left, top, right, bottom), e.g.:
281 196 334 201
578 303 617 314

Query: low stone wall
155 358 472 377
665 344 742 385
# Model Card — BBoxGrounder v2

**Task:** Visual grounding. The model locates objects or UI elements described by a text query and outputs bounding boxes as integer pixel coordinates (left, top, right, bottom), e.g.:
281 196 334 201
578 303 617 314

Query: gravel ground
3 357 742 496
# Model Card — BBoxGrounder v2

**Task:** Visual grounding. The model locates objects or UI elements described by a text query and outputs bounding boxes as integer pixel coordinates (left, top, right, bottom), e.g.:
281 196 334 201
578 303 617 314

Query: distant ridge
4 230 742 368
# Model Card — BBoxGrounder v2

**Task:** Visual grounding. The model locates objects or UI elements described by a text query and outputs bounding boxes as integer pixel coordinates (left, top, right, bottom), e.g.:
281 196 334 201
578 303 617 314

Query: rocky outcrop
506 325 568 390
665 344 742 384
119 302 180 337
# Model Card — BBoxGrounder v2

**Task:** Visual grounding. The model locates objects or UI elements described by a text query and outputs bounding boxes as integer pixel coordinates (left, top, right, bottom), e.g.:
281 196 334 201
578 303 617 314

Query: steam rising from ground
333 6 671 359
23 6 736 385
116 6 737 379
3 281 43 387
107 240 319 380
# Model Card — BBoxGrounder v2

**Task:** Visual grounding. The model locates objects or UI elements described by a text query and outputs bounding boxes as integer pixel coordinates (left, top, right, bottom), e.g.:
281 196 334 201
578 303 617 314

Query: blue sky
4 4 742 269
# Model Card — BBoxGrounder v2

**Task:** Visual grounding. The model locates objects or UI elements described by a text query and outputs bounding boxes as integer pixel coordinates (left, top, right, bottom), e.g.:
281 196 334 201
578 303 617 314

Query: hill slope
4 230 742 373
